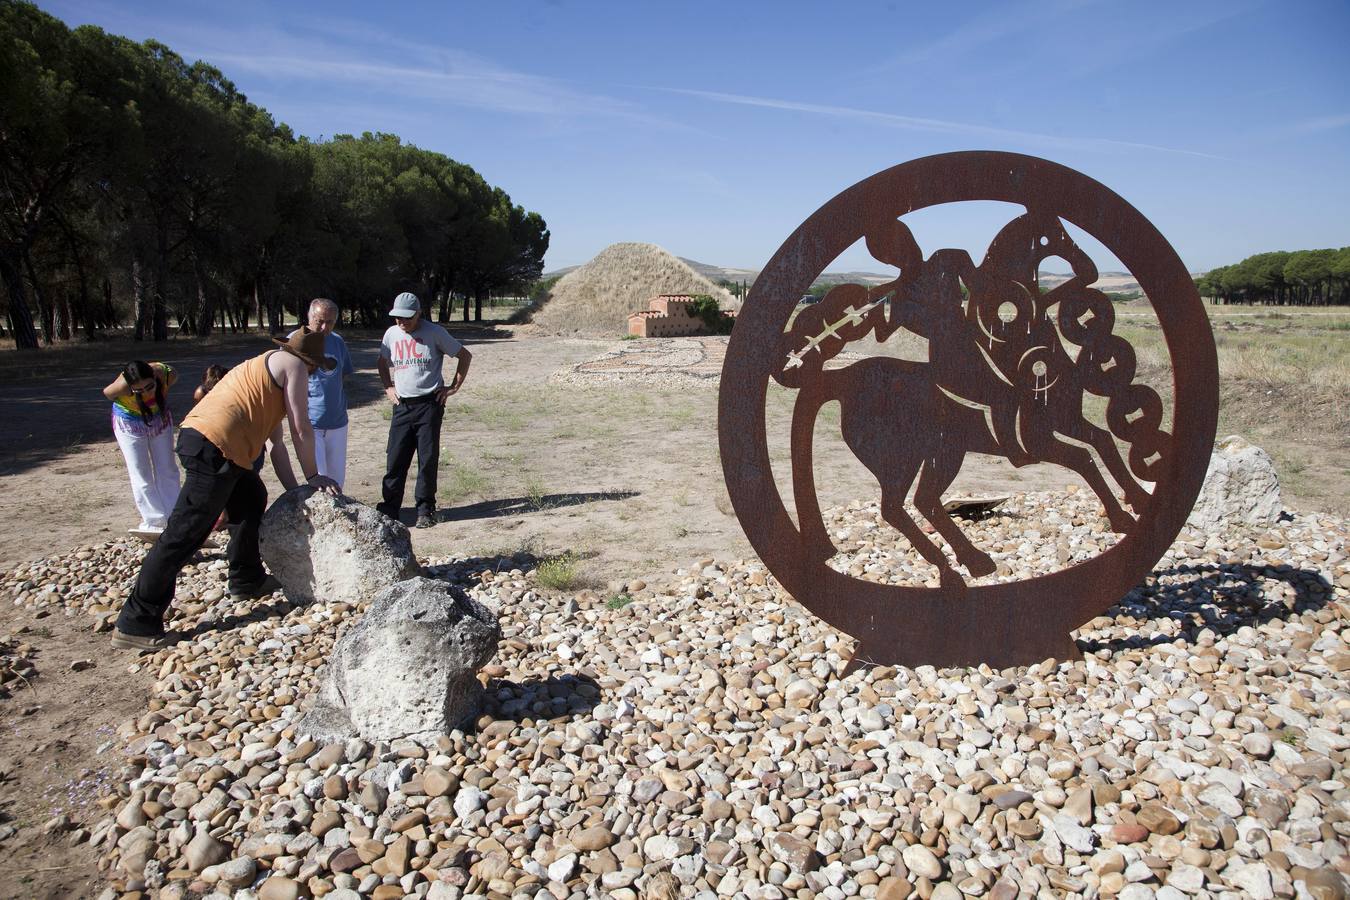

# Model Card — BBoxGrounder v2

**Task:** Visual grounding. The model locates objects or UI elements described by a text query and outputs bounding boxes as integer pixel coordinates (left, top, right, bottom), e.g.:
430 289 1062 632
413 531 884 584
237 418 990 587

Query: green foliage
528 275 561 301
0 3 550 345
524 478 549 511
716 277 749 302
439 459 489 502
687 294 734 334
807 280 881 302
536 553 580 591
1197 247 1350 306
606 593 634 609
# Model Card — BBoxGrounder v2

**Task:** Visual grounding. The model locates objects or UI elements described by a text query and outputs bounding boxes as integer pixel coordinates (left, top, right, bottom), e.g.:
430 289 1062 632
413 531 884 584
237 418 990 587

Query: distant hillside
548 256 1144 294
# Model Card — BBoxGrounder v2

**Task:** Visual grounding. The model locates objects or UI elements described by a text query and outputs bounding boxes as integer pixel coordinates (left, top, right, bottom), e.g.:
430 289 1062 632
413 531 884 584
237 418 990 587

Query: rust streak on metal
718 151 1218 669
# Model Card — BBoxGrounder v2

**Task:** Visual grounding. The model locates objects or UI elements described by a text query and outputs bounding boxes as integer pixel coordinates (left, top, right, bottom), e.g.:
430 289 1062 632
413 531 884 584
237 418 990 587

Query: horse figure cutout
777 209 1168 592
719 151 1217 668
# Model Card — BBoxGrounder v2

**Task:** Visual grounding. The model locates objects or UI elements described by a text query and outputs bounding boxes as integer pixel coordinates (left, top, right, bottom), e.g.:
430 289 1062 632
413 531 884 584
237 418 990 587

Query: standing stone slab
1186 435 1283 531
298 576 501 743
260 488 419 605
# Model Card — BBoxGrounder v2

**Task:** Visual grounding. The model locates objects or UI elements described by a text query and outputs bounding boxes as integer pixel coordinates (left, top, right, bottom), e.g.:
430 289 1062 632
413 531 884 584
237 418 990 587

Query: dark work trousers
378 393 443 521
115 428 268 636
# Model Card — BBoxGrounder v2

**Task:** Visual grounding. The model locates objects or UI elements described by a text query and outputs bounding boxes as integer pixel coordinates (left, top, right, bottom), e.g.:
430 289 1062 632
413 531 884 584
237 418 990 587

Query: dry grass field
0 301 1345 581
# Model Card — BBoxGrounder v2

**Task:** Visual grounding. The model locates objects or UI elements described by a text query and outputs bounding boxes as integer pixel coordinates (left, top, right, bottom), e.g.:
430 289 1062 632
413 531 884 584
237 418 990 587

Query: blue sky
43 0 1350 273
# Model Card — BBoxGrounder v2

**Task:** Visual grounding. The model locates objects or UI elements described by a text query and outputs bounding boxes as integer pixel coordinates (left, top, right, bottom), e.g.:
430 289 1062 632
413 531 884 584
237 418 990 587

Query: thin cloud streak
1056 2 1263 81
1291 113 1350 135
880 0 1105 70
659 87 1225 160
207 51 634 118
136 13 686 131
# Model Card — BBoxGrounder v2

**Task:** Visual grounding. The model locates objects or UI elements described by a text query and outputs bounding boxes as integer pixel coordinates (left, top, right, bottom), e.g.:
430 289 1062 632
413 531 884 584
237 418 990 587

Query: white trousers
113 421 181 529
313 424 349 489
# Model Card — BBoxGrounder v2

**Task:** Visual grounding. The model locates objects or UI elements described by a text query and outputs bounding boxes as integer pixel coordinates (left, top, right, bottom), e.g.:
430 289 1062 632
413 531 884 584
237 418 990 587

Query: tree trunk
153 225 170 341
474 289 485 322
22 251 54 345
429 274 445 321
192 250 215 337
132 255 148 340
0 251 39 349
56 289 72 341
54 215 96 340
102 277 117 329
264 279 282 333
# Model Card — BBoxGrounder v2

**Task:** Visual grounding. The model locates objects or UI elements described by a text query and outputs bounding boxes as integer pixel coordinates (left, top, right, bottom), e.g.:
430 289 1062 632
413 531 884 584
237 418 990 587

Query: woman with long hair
103 360 181 538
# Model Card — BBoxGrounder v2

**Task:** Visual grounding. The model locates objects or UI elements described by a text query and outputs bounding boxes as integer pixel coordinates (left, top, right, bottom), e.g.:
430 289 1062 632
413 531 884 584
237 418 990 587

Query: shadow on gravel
437 490 638 523
471 672 601 727
173 539 598 641
172 594 312 641
1077 562 1333 655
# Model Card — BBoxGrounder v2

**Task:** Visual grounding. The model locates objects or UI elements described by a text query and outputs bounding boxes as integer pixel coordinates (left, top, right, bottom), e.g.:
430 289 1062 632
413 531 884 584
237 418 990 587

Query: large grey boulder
298 576 500 743
259 488 418 605
1186 435 1283 531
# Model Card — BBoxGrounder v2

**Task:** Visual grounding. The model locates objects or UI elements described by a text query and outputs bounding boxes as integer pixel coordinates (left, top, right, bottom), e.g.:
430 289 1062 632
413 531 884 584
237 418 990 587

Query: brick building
627 295 727 338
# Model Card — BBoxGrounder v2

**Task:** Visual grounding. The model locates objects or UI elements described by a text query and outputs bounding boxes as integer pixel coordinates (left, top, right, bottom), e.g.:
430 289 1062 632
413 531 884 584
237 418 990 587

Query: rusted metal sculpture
719 152 1218 669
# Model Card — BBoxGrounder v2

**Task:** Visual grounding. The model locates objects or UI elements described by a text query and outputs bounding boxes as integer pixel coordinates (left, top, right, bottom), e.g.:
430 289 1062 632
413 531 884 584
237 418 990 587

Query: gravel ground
2 490 1347 900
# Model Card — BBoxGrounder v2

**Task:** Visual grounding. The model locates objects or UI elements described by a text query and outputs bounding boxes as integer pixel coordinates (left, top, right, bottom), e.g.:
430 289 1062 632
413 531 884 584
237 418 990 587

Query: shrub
688 294 734 335
536 553 579 590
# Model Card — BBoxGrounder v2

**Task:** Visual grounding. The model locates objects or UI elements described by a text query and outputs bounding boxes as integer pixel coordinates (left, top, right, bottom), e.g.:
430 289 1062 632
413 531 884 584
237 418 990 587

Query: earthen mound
528 242 735 334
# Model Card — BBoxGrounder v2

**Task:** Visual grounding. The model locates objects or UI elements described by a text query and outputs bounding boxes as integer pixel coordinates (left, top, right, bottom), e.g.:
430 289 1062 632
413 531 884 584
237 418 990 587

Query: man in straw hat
111 330 341 651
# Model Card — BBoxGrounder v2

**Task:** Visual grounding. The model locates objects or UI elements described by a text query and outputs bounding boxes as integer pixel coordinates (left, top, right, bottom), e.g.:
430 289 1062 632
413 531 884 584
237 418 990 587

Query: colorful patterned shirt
111 362 175 425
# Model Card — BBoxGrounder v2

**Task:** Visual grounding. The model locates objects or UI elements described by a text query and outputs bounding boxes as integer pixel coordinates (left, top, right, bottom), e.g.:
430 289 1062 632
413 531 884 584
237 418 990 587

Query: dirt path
0 595 152 898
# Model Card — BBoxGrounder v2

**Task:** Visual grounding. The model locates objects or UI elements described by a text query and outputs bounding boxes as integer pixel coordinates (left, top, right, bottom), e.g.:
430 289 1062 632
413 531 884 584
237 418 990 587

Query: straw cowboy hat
272 327 337 371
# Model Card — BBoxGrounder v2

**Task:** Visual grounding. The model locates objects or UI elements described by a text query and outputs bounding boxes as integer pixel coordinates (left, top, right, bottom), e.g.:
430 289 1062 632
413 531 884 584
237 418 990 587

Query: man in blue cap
376 291 473 528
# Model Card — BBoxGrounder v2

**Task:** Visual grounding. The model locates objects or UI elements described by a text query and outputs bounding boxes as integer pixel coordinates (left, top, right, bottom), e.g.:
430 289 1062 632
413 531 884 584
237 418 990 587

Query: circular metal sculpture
719 151 1218 669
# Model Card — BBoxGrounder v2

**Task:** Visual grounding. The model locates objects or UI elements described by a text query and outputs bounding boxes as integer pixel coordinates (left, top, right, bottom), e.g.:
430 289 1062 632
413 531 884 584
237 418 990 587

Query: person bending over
104 360 181 539
111 331 340 651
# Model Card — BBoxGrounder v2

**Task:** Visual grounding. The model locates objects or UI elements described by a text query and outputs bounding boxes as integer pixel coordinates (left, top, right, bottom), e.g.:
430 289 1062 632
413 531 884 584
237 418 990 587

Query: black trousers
115 428 268 636
378 393 443 521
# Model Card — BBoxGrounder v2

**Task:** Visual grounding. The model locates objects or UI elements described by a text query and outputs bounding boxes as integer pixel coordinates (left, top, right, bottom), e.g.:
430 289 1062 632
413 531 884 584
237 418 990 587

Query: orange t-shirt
183 352 286 468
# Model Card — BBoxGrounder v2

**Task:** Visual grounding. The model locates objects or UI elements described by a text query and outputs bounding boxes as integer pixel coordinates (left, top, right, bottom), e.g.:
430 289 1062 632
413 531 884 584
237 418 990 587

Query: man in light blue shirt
294 298 356 488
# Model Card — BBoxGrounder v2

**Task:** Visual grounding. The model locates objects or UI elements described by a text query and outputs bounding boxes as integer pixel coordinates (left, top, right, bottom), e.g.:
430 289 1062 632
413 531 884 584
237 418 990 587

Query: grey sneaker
415 513 435 529
229 573 284 602
110 629 174 652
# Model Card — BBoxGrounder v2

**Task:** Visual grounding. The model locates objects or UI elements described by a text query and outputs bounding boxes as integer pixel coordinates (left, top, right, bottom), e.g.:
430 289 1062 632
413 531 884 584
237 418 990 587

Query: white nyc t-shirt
379 321 463 398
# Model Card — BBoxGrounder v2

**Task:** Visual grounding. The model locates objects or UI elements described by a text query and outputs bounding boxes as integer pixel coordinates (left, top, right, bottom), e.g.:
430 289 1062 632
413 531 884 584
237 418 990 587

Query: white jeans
113 419 181 529
313 424 349 489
